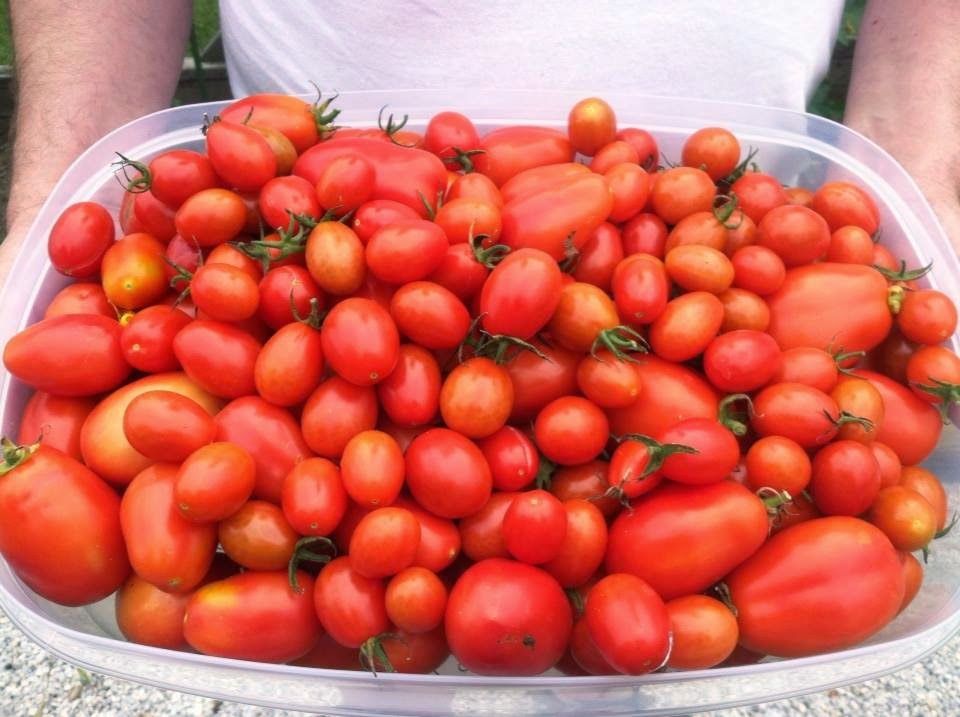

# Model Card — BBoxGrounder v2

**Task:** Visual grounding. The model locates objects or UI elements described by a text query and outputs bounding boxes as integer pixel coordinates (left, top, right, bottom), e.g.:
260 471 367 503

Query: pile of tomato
0 93 956 677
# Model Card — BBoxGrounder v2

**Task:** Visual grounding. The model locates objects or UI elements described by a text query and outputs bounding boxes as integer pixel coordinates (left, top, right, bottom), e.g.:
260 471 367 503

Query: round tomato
756 205 831 266
502 489 567 565
649 167 715 225
440 358 514 439
534 396 609 466
385 566 448 634
206 119 277 192
477 426 539 492
682 127 740 181
174 188 248 247
703 329 781 392
810 181 879 234
810 440 881 516
542 499 608 588
665 594 739 669
868 486 938 552
115 574 190 649
121 304 193 373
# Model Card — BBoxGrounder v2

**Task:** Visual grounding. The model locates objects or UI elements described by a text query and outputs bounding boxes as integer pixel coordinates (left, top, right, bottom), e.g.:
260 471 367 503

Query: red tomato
665 594 739 669
173 320 260 399
605 163 651 222
572 222 624 292
855 370 942 465
501 163 596 203
682 127 741 181
906 345 960 407
47 202 115 278
827 225 875 264
376 344 441 427
548 282 621 354
302 376 378 458
728 516 902 656
185 570 321 662
622 213 668 257
175 188 248 248
366 220 448 284
316 154 376 214
590 140 639 174
459 492 517 562
352 199 421 243
664 210 727 253
810 440 881 516
899 466 949 531
719 287 770 332
386 566 448 634
577 350 641 408
424 110 481 169
314 556 390 647
121 463 217 593
219 500 299 570
254 320 325 408
121 305 192 373
256 265 324 330
303 220 366 296
132 189 177 241
868 486 938 552
542 499 608 588
729 172 788 224
4 314 131 397
665 244 734 294
649 167 715 225
365 627 450 674
206 119 277 192
703 329 781 392
321 298 399 386
257 175 320 232
606 481 768 599
100 233 168 310
534 396 609 466
349 506 421 578
446 558 572 675
281 457 347 536
568 97 617 156
440 358 514 439
389 281 471 349
831 376 884 443
221 94 319 152
505 338 580 422
17 392 96 462
657 418 740 485
899 551 924 613
810 181 880 234
426 242 490 301
756 205 831 267
44 282 113 319
649 291 724 362
478 126 573 187
751 382 845 448
340 430 405 508
0 444 129 605
189 263 260 323
148 149 218 209
585 573 670 675
872 442 903 489
745 436 812 495
897 289 958 345
502 489 567 565
731 245 786 295
766 263 892 354
724 209 758 256
616 127 658 169
480 248 563 339
772 347 840 393
434 198 502 244
175 442 255 522
115 574 190 649
608 438 668 500
122 390 216 462
215 396 312 503
393 495 462 572
405 428 492 518
612 253 670 325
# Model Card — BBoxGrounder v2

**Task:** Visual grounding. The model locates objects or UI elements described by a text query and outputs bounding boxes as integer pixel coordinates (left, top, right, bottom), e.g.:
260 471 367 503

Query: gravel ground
0 610 956 717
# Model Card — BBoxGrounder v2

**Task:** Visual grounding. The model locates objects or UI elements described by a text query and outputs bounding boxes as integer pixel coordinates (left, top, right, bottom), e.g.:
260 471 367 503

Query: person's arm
1 0 192 283
844 0 960 251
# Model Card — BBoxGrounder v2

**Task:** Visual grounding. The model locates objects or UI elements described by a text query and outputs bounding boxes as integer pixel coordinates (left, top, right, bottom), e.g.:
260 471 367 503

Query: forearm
845 0 960 248
3 0 191 267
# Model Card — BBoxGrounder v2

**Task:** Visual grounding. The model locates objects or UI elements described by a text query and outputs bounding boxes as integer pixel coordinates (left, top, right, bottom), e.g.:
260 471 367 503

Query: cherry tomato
148 149 218 209
542 499 608 588
189 263 260 322
745 436 811 495
729 172 788 224
616 127 658 169
349 506 421 578
256 265 324 330
771 346 840 393
728 516 902 656
665 244 734 294
571 222 623 292
576 350 641 408
219 500 298 570
666 594 739 669
389 281 471 349
458 492 516 562
185 570 321 662
121 463 217 593
322 297 399 386
132 188 177 241
534 396 609 466
281 457 347 536
810 181 879 234
872 442 903 489
718 287 770 332
316 154 376 214
206 119 277 192
827 225 875 264
100 233 168 310
121 390 215 462
304 220 366 296
393 496 462 572
174 188 248 248
47 201 115 278
658 418 740 485
173 320 260 399
115 574 190 649
810 440 881 516
0 443 129 606
752 382 845 448
440 358 514 439
446 558 572 675
703 329 781 392
649 291 724 362
501 490 567 565
899 551 924 613
899 466 949 531
664 210 728 253
567 97 617 156
424 110 481 168
385 566 448 634
352 199 421 243
757 205 831 266
16 392 95 462
650 167 715 225
366 220 448 284
868 486 938 552
605 163 651 222
434 197 502 244
173 442 255 523
314 556 389 648
830 376 884 443
612 253 669 326
622 213 668 257
480 248 563 339
723 208 758 256
44 282 113 319
731 245 786 295
340 430 405 509
585 573 670 675
405 428 492 518
682 127 740 181
505 338 580 422
301 376 378 458
590 140 639 174
221 94 319 153
856 370 942 465
897 289 958 345
478 126 573 187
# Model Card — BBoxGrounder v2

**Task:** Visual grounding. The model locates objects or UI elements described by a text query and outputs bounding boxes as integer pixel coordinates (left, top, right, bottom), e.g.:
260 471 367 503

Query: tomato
100 233 168 310
147 149 218 209
424 110 481 168
219 500 298 570
505 338 579 422
608 355 719 438
480 248 563 339
830 376 884 443
872 442 903 488
682 127 740 181
302 376 378 458
390 496 461 572
347 506 420 579
426 242 490 302
723 208 758 256
855 370 942 465
658 418 740 485
119 305 190 374
372 344 440 427
703 330 781 392
121 390 215 462
115 574 190 649
899 466 949 531
745 436 811 495
622 213 668 257
666 594 739 669
868 486 938 552
771 347 840 393
905 345 960 409
827 225 875 264
364 627 449 674
338 429 404 508
0 443 129 605
365 220 448 284
607 437 669 500
295 137 447 217
585 573 670 675
500 489 567 565
752 382 846 448
164 235 202 290
386 566 447 634
405 428 492 518
500 164 591 207
604 163 651 222
434 198 502 244
649 291 724 362
784 186 814 206
221 94 319 153
757 205 831 266
171 442 255 523
171 320 259 399
665 244 734 294
122 463 217 593
534 396 609 466
316 154 376 214
185 570 320 662
611 253 669 326
570 222 623 292
767 263 891 354
607 481 767 599
897 289 958 345
321 297 399 386
80 373 221 486
459 492 516 562
43 282 112 319
663 210 727 253
132 189 177 241
899 551 924 613
119 188 145 234
476 126 572 186
256 175 318 232
205 119 276 192
175 189 248 247
280 457 347 536
729 172 788 224
389 281 470 350
727 516 902 656
4 314 130 397
547 282 618 354
352 199 421 243
501 174 613 260
810 181 880 234
440 358 514 439
17 392 95 462
313 556 389 648
810 440 881 516
446 558 571 675
542 499 607 588
869 329 915 384
576 350 641 408
256 265 324 330
301 220 365 296
731 245 786 296
567 97 617 156
649 167 715 225
47 202 115 278
215 396 312 503
188 263 259 322
590 140 639 174
718 287 770 332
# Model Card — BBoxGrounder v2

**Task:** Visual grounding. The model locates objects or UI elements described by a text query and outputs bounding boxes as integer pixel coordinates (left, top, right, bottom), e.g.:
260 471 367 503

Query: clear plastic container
1 90 959 716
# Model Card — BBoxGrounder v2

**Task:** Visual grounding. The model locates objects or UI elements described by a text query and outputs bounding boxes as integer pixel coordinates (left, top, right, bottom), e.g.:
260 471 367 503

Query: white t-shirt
220 1 844 112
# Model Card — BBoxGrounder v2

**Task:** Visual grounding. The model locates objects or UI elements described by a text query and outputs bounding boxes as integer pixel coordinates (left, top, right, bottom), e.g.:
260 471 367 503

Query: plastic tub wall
0 90 958 716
